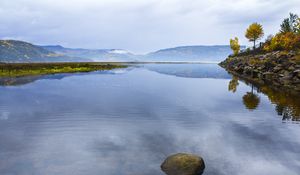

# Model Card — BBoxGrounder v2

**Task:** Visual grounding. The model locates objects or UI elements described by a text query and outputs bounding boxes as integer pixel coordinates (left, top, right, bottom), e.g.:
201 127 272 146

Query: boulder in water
161 153 205 175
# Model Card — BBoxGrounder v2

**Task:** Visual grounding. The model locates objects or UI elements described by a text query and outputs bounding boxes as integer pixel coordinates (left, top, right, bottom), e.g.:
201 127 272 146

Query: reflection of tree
275 105 295 121
259 86 300 121
229 75 300 121
243 91 260 111
228 76 239 93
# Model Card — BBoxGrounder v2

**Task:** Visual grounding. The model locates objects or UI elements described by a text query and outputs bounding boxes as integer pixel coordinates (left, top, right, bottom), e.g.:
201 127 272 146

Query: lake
0 64 300 175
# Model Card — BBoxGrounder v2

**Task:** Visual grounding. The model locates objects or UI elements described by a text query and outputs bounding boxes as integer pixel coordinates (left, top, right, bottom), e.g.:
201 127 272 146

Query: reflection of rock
161 153 205 175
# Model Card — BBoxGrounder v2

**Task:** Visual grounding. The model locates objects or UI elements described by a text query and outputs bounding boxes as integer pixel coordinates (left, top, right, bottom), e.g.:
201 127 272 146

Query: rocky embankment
219 51 300 92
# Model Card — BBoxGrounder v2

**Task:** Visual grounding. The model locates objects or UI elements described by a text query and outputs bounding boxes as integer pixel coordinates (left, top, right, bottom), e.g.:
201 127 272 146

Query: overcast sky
0 0 299 53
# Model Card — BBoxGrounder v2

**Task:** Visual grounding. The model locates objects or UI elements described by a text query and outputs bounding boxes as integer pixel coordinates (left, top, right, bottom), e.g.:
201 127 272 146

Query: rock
263 72 274 79
161 153 205 175
292 76 300 84
293 69 300 78
283 71 290 77
288 65 295 71
221 50 300 92
273 66 282 73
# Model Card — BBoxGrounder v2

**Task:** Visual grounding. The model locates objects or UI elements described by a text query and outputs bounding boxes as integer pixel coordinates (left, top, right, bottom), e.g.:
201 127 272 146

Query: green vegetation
230 37 240 56
280 13 299 34
245 23 264 49
0 62 127 77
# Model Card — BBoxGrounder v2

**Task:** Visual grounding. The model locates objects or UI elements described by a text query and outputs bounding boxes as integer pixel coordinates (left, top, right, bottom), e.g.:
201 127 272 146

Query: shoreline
0 61 219 78
220 51 300 93
0 62 128 77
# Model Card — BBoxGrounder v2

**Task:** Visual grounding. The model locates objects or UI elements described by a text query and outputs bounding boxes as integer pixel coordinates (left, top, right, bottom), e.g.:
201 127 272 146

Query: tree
245 23 264 49
296 17 300 34
230 37 240 55
280 18 292 33
280 13 299 34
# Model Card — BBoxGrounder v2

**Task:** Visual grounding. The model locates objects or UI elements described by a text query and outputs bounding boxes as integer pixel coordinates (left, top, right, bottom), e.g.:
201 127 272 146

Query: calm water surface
0 64 300 175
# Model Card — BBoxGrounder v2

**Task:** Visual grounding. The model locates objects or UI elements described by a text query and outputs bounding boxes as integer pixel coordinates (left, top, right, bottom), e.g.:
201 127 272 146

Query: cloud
0 0 299 53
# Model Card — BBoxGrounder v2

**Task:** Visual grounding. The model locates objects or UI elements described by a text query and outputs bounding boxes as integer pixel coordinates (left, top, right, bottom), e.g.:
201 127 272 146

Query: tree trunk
253 40 256 50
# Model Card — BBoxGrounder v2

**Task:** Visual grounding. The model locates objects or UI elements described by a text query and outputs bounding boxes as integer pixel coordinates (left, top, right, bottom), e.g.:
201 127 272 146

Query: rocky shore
219 51 300 92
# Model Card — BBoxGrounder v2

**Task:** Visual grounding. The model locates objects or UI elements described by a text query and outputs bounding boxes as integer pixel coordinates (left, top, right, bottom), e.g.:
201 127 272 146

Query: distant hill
144 45 244 62
0 40 90 62
42 45 137 62
0 40 242 63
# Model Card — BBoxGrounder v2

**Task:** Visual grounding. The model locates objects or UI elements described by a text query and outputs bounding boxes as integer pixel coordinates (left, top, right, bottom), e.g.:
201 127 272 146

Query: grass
0 62 128 77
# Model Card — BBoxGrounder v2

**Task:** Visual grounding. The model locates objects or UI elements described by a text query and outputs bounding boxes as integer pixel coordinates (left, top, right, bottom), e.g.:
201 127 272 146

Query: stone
283 71 290 77
263 72 274 79
288 65 295 71
161 153 205 175
293 69 300 78
273 66 282 73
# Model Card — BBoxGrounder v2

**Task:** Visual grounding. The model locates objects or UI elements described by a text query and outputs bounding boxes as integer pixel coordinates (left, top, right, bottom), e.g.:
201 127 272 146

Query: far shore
0 61 220 77
0 62 128 77
0 61 221 65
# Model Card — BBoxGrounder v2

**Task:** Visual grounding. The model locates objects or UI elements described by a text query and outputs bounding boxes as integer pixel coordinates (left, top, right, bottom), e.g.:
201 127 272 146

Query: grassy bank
0 62 127 77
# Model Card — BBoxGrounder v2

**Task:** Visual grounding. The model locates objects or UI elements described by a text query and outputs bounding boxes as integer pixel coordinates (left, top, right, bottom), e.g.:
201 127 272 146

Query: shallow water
0 64 300 175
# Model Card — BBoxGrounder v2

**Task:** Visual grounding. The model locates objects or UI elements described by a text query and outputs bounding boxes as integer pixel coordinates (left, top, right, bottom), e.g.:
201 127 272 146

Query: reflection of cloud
145 64 231 79
0 67 300 175
0 111 9 120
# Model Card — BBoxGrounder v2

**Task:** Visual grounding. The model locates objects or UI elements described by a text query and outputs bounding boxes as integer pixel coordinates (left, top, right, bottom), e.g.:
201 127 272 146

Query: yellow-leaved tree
230 37 240 55
245 23 264 49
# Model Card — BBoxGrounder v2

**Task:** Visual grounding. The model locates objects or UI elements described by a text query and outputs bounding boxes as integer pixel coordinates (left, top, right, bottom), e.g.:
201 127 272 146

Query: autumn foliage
264 32 300 51
263 13 300 52
245 23 264 49
230 37 240 55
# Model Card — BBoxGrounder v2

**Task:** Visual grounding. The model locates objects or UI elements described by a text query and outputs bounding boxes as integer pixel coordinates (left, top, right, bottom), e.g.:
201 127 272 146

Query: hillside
42 45 137 61
0 40 89 62
145 45 243 62
0 40 239 63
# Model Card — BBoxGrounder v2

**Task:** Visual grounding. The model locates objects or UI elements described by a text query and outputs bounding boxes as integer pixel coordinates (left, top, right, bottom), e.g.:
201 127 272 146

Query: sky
0 0 299 53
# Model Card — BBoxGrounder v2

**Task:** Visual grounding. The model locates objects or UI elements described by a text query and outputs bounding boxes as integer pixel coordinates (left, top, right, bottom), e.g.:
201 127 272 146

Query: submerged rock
161 153 205 175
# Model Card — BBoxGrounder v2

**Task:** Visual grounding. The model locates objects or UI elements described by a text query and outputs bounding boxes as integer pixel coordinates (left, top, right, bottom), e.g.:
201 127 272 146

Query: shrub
230 37 240 55
264 32 300 51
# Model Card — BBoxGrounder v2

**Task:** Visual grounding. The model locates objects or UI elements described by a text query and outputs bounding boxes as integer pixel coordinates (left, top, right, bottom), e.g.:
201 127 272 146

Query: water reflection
0 69 130 86
144 64 231 79
0 64 300 175
228 76 300 121
259 86 300 121
228 76 239 93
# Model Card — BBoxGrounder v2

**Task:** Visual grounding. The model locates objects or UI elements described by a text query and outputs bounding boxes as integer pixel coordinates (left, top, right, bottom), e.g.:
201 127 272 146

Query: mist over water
0 64 299 175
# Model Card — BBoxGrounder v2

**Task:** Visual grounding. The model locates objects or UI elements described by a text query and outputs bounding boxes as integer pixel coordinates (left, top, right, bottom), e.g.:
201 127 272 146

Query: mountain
0 40 89 62
42 45 137 61
0 40 239 63
144 45 243 62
